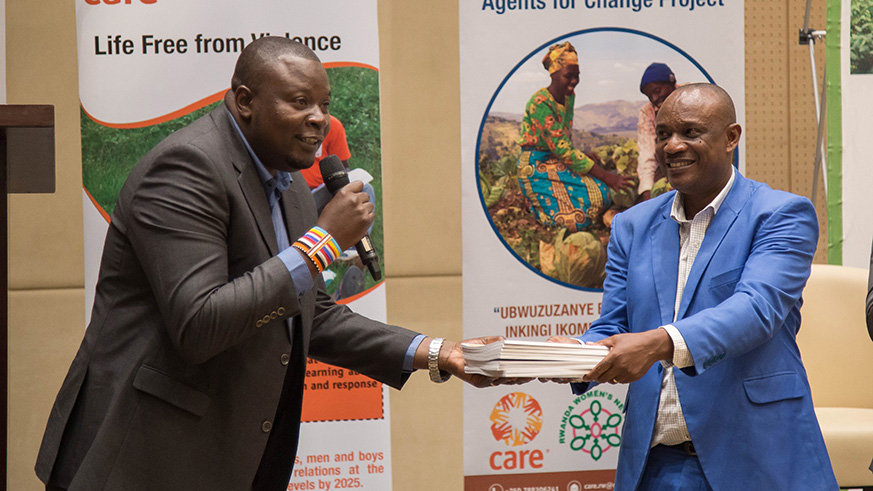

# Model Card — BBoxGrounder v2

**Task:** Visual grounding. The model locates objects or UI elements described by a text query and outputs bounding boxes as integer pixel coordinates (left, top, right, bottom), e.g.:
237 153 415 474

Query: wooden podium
0 104 55 482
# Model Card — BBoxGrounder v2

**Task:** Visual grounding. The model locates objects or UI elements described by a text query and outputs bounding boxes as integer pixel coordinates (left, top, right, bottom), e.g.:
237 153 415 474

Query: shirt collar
226 107 292 206
670 166 736 222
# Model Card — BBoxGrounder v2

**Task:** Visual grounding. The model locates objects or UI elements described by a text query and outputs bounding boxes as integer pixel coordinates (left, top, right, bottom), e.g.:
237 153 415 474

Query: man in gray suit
36 37 499 491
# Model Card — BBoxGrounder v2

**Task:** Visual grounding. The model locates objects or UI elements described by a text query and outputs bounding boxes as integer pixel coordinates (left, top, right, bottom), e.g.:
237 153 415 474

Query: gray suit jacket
36 105 417 490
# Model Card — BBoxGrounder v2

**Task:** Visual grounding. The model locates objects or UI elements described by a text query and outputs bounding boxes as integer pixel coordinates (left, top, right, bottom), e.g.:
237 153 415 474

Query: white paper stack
462 339 609 378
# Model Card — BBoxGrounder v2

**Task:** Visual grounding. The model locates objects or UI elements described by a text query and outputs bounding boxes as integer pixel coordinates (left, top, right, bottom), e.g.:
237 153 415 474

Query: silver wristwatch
428 337 451 383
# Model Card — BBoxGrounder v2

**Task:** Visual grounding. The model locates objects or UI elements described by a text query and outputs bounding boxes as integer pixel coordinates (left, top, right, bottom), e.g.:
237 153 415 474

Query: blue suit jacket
576 173 837 490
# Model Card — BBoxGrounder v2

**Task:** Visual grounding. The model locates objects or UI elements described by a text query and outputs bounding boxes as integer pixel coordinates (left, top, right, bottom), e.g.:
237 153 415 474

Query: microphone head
319 155 349 195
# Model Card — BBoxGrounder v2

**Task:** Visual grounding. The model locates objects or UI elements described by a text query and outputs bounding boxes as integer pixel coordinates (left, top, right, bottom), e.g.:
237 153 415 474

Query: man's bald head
231 37 320 93
661 83 736 127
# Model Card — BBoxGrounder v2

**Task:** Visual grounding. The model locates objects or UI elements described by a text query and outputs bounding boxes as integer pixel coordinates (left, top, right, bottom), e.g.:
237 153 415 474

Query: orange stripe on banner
323 61 379 71
84 187 111 223
81 90 228 129
336 280 384 305
300 359 384 422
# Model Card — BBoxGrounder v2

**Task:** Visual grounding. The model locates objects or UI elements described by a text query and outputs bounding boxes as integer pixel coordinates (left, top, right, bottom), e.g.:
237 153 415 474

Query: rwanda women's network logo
490 392 543 446
559 390 623 460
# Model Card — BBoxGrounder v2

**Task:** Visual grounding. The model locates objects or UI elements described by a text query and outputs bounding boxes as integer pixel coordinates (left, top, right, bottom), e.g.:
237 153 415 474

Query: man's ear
233 85 254 120
725 123 742 152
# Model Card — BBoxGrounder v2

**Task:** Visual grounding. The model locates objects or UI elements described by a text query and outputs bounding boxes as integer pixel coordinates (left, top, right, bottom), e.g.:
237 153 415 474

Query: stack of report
463 339 609 378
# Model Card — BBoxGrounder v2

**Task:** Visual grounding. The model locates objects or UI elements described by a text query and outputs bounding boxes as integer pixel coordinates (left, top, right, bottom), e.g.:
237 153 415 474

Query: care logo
487 392 546 471
489 392 543 446
558 390 623 461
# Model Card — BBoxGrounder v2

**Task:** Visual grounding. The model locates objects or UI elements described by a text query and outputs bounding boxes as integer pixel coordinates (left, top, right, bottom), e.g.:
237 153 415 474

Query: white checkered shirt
650 167 736 447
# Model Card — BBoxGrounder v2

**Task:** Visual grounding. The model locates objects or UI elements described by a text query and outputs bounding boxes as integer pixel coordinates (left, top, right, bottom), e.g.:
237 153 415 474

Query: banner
460 2 744 489
1 0 5 104
828 0 873 267
76 2 393 489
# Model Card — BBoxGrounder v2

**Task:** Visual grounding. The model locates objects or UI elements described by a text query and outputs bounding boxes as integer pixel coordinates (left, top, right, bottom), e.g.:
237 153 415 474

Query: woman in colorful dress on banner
517 42 633 232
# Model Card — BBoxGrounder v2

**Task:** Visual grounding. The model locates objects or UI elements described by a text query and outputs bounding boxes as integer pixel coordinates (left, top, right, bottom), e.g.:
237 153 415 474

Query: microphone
319 155 382 281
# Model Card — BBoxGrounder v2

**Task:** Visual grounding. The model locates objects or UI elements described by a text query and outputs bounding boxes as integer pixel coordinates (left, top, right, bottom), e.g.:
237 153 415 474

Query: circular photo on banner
475 28 713 290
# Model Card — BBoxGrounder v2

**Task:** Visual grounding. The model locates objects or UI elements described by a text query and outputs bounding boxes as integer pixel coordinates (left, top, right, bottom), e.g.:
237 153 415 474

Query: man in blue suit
556 84 837 490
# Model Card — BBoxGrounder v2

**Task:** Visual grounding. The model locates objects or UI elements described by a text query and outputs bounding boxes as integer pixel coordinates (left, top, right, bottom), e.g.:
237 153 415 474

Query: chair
796 264 873 489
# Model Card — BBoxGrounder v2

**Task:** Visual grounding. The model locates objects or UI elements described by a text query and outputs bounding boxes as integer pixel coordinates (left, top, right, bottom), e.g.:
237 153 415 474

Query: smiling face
235 54 331 173
654 85 742 216
548 64 580 103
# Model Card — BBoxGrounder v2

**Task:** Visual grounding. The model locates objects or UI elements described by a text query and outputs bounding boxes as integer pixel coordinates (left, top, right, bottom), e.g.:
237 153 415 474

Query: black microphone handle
318 155 381 280
355 237 382 281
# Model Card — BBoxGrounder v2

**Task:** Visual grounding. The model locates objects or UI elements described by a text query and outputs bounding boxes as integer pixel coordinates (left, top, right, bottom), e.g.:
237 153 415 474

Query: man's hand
582 329 673 384
434 336 533 388
443 336 534 388
317 181 373 251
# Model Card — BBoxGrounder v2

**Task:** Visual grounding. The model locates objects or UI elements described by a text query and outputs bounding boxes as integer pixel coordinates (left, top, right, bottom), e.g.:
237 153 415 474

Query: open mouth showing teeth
300 137 320 145
667 160 694 169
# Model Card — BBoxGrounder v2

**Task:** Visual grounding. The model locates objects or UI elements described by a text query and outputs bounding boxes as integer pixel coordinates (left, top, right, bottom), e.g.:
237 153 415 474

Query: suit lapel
217 106 280 257
237 165 279 256
676 173 750 319
652 198 681 326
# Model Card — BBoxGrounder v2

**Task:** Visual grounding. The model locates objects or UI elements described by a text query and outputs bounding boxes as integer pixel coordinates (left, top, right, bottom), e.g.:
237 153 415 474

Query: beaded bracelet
292 226 341 273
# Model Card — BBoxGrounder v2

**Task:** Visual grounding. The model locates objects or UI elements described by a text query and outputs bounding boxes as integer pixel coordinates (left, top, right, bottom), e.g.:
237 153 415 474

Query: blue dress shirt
226 109 423 372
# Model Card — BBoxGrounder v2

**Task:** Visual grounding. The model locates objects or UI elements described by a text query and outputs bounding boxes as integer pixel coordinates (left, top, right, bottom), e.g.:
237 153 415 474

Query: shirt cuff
660 325 693 368
278 247 314 298
403 334 427 373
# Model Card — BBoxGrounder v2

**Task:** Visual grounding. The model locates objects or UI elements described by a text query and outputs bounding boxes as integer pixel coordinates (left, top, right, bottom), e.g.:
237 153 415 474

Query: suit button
262 315 271 324
270 311 278 320
262 421 272 433
280 353 290 366
256 320 263 328
277 307 286 316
